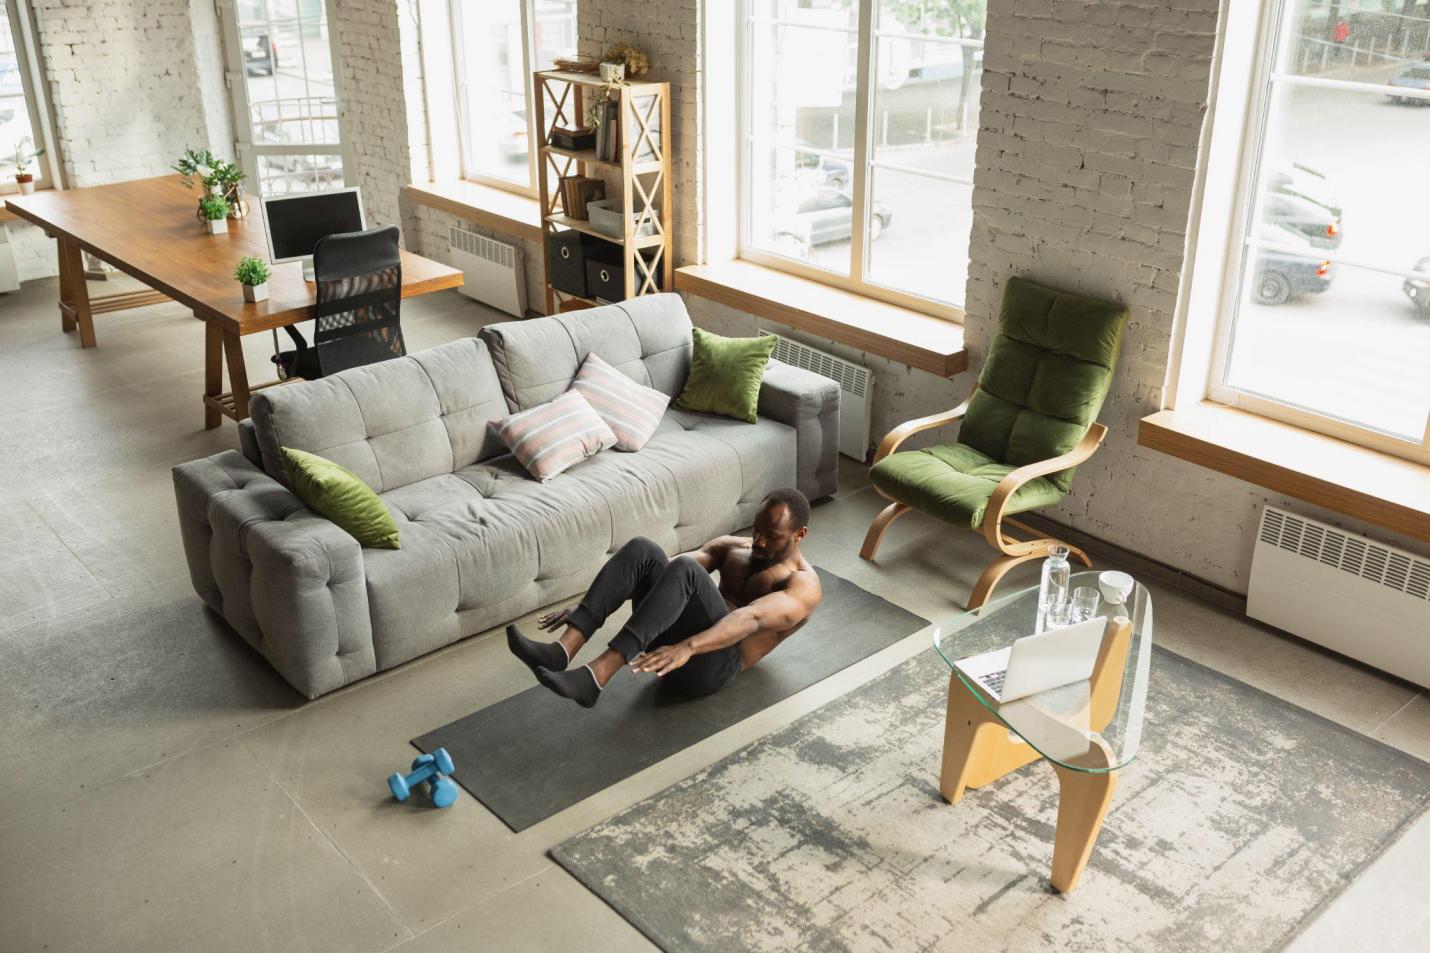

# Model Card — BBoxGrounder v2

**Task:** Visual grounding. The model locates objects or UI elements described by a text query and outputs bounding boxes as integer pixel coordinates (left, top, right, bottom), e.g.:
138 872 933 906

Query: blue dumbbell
387 748 458 808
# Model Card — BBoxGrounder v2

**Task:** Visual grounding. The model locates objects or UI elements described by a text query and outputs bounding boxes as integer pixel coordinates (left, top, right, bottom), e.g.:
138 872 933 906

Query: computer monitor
260 187 366 280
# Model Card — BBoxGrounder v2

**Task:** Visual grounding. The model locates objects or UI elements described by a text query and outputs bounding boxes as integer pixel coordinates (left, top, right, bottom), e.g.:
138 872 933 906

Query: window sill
674 259 968 377
402 181 543 243
1138 402 1430 544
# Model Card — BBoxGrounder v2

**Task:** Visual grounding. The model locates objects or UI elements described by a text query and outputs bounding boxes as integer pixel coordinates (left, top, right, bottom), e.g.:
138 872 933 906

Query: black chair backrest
310 224 404 377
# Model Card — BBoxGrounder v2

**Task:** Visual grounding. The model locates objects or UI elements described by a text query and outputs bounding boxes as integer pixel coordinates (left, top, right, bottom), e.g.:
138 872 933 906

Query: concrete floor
0 275 1424 952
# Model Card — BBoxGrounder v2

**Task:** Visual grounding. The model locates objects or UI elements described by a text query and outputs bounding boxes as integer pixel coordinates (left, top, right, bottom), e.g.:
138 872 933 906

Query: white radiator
448 226 527 317
758 328 871 460
1248 505 1430 687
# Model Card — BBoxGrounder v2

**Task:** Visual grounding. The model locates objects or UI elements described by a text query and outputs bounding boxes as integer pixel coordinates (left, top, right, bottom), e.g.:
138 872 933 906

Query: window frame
0 0 56 195
448 0 547 199
1198 0 1430 465
736 0 976 323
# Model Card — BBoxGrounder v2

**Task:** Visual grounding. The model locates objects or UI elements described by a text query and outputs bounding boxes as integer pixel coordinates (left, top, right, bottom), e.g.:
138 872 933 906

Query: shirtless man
506 488 822 708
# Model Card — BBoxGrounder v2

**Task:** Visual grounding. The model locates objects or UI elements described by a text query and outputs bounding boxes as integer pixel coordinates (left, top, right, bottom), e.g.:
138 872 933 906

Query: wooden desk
6 176 464 427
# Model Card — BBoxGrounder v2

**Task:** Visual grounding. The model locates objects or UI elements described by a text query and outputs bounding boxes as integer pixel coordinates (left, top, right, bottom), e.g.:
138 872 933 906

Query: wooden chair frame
859 389 1109 609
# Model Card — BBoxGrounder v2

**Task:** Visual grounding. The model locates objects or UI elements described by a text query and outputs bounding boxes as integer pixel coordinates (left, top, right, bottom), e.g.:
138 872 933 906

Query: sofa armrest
237 419 264 469
172 450 376 699
759 359 841 500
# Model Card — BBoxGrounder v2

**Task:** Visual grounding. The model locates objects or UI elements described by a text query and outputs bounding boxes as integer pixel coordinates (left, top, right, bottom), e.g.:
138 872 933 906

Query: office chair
272 224 405 380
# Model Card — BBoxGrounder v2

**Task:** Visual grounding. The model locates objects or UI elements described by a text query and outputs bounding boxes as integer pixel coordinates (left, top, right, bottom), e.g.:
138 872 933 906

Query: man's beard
749 543 789 573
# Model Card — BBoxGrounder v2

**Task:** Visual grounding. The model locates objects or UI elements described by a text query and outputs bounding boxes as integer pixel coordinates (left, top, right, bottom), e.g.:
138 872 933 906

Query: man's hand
630 643 693 676
536 607 574 632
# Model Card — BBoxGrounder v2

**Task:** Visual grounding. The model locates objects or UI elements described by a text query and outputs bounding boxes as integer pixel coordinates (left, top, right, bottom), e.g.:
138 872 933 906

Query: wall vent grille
1258 507 1430 601
758 330 868 397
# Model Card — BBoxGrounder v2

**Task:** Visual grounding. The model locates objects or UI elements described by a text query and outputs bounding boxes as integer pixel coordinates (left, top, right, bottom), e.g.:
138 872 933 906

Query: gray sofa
172 294 840 698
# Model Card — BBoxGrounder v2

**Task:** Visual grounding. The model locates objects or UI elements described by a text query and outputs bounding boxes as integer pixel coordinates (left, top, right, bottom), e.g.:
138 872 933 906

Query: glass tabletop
932 571 1154 773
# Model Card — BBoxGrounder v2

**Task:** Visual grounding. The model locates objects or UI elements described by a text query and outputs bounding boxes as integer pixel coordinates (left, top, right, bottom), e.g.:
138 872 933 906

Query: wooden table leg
57 238 96 347
939 673 1041 803
220 328 252 422
1049 744 1116 893
204 318 223 429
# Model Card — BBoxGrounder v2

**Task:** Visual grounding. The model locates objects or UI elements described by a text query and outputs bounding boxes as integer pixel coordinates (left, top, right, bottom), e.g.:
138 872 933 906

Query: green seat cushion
673 327 777 424
281 447 401 549
869 442 1067 530
958 277 1128 492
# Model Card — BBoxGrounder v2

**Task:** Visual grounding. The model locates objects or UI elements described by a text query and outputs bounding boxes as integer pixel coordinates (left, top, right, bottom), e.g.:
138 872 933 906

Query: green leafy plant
233 255 272 286
5 142 45 177
173 147 246 194
198 194 231 221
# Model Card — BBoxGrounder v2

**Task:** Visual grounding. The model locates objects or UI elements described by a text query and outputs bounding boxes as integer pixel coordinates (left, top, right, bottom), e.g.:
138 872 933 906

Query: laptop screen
262 189 365 263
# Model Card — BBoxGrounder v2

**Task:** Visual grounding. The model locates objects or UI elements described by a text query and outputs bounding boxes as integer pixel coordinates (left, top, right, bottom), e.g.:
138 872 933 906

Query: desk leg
204 319 222 429
221 329 252 422
939 674 1041 803
1050 750 1116 893
57 238 96 347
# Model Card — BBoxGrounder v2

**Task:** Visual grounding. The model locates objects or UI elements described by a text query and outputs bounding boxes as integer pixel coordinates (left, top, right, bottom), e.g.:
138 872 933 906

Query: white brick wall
578 0 703 265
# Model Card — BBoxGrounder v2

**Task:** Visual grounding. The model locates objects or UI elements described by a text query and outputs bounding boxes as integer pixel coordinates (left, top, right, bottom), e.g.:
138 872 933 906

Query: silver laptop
956 616 1107 703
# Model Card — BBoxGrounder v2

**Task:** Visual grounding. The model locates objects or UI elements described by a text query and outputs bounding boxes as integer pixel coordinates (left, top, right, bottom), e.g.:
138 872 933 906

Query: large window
222 0 346 196
451 0 577 194
0 0 51 193
740 0 985 316
1210 0 1429 461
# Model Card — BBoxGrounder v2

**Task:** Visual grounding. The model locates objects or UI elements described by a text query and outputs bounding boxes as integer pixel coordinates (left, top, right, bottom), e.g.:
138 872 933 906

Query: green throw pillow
281 447 400 549
674 327 776 424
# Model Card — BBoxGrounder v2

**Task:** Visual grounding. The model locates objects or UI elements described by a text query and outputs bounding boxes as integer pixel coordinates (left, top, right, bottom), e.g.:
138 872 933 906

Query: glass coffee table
933 571 1153 892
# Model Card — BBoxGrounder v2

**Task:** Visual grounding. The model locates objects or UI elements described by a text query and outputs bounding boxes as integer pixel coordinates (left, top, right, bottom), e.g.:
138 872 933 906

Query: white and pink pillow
568 353 670 451
492 390 617 482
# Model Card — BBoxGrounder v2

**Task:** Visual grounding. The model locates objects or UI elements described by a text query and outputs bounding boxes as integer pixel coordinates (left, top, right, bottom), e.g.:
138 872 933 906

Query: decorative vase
15 176 34 195
242 281 268 303
206 218 228 235
599 61 625 83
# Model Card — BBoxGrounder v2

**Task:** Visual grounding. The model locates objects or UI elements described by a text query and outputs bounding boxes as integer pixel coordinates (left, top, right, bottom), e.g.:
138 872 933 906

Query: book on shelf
558 175 606 220
594 101 620 162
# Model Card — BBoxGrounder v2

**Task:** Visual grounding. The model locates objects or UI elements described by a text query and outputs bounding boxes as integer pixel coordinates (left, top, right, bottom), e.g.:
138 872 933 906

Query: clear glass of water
1070 587 1100 623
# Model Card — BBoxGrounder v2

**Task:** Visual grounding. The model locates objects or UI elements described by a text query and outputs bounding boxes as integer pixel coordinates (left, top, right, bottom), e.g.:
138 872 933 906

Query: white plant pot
599 61 625 83
15 178 34 195
207 218 228 235
242 281 268 303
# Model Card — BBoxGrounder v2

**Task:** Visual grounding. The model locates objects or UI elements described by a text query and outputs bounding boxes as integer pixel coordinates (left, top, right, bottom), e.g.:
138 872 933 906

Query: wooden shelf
544 214 663 249
535 70 673 312
675 259 968 378
1139 402 1430 545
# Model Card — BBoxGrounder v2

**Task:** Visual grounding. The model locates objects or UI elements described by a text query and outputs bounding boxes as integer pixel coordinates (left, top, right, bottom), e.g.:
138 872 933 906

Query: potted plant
602 41 650 78
6 144 45 195
199 195 231 234
234 255 272 303
174 148 248 219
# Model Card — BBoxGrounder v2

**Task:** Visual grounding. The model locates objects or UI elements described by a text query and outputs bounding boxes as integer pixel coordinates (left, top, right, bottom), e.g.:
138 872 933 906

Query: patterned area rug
551 647 1430 952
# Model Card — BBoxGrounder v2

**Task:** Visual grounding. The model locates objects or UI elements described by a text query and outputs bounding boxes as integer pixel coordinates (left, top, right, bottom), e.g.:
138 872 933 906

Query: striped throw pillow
569 353 671 451
492 390 617 482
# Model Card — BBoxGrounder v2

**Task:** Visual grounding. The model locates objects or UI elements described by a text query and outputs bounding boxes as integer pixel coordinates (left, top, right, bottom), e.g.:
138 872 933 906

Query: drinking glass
1046 601 1075 628
1070 587 1100 623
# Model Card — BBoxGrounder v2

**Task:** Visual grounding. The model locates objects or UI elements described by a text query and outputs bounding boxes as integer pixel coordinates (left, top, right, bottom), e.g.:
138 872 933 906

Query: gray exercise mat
412 567 928 832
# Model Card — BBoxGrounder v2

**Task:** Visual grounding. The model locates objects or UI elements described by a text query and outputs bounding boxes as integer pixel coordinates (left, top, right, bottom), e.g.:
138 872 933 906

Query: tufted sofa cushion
957 276 1128 491
248 337 510 493
480 294 693 410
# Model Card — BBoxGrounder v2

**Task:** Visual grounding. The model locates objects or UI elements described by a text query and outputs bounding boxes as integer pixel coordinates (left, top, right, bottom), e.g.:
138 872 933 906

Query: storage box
549 126 596 151
586 199 657 240
585 254 662 302
546 231 613 298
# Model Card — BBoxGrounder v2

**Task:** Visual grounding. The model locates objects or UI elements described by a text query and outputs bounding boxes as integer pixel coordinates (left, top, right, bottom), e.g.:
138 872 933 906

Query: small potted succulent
234 255 272 303
7 144 45 195
200 194 231 234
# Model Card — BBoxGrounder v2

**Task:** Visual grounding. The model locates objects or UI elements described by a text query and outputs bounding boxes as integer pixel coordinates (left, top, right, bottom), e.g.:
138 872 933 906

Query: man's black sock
536 665 602 708
507 624 569 674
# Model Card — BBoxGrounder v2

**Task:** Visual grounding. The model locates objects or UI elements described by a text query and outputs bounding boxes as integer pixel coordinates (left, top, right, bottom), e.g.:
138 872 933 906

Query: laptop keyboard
978 669 1007 695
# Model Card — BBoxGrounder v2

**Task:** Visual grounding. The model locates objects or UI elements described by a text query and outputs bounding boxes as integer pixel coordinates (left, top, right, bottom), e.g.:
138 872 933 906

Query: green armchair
860 277 1129 609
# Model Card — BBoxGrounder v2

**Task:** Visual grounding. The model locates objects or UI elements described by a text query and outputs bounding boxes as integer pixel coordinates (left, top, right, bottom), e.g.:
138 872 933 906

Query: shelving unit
534 70 673 313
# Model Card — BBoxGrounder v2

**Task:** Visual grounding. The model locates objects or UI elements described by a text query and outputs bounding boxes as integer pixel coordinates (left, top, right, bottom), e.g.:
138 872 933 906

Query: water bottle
1038 545 1071 622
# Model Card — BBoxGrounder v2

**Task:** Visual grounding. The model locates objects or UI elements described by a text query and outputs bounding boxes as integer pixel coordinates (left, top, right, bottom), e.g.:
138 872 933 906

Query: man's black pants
565 537 741 696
